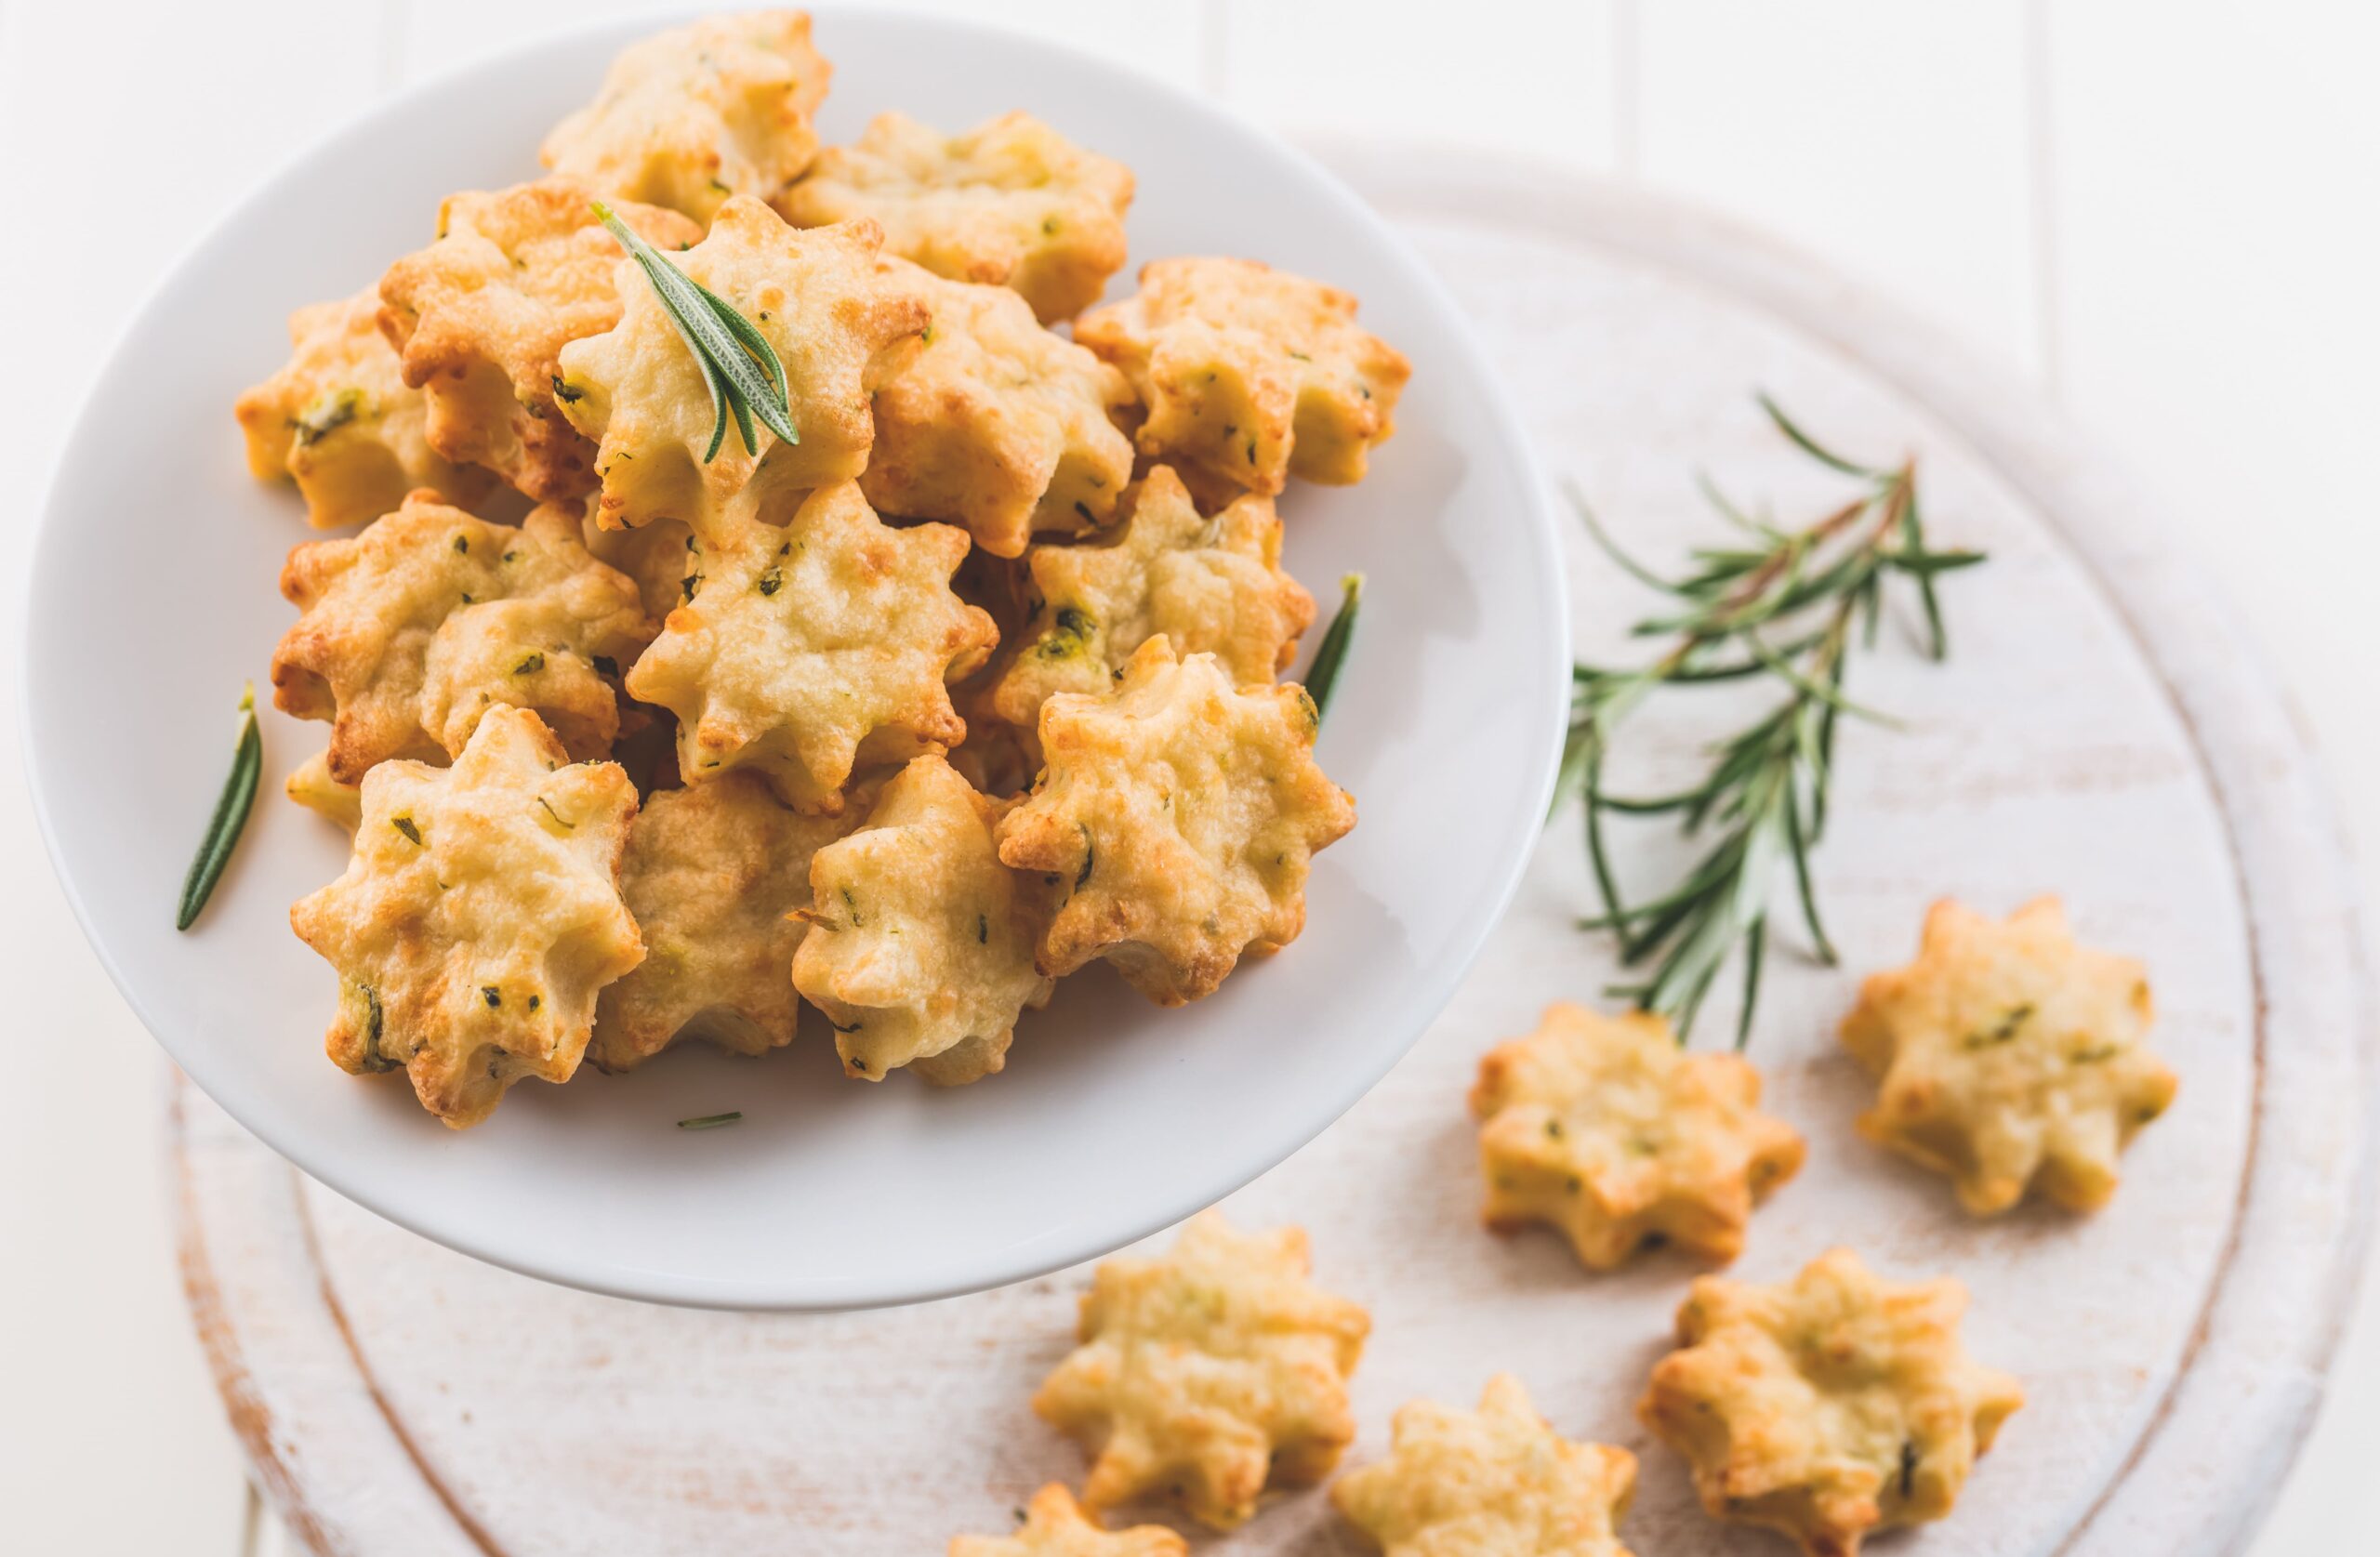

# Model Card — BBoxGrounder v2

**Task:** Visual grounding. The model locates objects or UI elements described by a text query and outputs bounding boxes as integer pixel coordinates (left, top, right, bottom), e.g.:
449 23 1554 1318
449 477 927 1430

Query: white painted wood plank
0 6 392 1553
395 0 1210 93
2033 7 2380 1553
1631 0 2041 379
1219 0 1621 171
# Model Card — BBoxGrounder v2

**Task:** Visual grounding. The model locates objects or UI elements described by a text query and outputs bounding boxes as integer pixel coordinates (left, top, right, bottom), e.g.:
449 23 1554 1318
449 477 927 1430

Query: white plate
21 8 1566 1310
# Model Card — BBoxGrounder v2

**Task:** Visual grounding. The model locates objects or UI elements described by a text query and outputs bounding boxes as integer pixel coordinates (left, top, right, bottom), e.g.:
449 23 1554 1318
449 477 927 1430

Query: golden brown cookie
284 748 364 831
1077 257 1408 496
289 708 642 1128
792 755 1058 1085
555 201 929 535
539 9 832 224
271 492 654 784
986 466 1314 739
236 290 495 530
948 1484 1183 1557
571 495 695 620
588 770 858 1073
624 482 996 811
781 111 1133 323
861 262 1135 558
1842 896 2176 1214
997 637 1354 1005
1035 1209 1370 1529
377 178 701 501
1638 1247 2023 1557
1471 1003 1805 1269
1333 1374 1638 1557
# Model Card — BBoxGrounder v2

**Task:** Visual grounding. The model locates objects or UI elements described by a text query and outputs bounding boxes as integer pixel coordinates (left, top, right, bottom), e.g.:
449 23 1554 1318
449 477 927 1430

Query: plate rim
20 8 1572 1310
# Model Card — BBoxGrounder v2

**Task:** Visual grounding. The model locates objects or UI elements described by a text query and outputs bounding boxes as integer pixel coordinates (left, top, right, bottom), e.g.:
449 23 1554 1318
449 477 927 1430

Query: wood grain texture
175 156 2373 1556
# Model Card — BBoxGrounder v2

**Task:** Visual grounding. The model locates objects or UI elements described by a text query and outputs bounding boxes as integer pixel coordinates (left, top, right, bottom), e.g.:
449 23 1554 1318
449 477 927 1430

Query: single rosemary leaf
692 337 735 463
1757 390 1876 478
177 683 262 930
677 1112 744 1130
1304 573 1365 721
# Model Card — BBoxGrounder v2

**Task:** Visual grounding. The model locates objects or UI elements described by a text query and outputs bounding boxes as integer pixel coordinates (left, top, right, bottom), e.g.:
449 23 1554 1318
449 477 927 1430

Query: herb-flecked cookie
1076 256 1409 496
1842 896 2176 1215
1035 1209 1371 1529
539 9 833 225
289 708 643 1128
624 482 996 811
781 111 1133 323
792 755 1059 1085
1638 1247 2023 1557
377 178 702 501
986 466 1315 741
271 491 654 784
1471 1002 1805 1269
949 1484 1184 1557
860 261 1136 558
588 769 860 1073
996 636 1355 1005
285 749 364 831
236 289 496 530
555 201 929 535
1332 1374 1639 1557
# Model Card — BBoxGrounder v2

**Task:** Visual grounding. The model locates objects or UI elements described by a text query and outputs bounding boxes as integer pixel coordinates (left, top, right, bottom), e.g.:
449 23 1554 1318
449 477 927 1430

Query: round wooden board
175 152 2375 1557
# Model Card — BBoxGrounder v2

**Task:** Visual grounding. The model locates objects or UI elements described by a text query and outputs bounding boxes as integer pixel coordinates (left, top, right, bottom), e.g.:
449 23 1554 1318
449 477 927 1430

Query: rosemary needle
1304 573 1364 723
676 1111 744 1130
1558 397 1984 1043
591 202 797 460
177 682 262 930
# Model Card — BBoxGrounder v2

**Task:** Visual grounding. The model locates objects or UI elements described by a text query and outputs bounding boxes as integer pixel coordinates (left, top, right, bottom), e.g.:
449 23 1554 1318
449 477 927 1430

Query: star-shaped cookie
377 178 701 500
271 491 654 784
1841 896 2177 1214
555 200 928 534
1034 1209 1370 1529
623 482 996 810
1637 1247 2024 1557
588 770 859 1073
539 9 833 225
861 261 1135 558
948 1484 1183 1557
1076 256 1409 496
236 289 495 530
780 110 1133 323
792 755 1059 1085
986 466 1315 740
1471 1002 1805 1269
996 636 1355 1005
289 708 643 1128
1332 1373 1639 1557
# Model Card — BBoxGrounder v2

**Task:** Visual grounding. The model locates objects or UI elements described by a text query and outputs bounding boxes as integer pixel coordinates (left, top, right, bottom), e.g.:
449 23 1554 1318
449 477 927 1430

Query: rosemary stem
1556 400 1977 1042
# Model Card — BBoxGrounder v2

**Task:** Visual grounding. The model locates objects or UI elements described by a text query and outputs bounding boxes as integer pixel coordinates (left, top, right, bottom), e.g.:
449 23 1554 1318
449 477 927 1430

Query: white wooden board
170 153 2375 1557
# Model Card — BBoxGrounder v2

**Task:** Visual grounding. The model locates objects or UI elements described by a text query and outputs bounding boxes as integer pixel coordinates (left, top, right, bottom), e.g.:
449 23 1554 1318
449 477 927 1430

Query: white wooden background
1 3 2373 1553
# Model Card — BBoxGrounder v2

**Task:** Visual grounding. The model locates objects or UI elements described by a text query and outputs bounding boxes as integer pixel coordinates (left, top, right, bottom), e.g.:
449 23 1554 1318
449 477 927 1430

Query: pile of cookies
236 11 1402 1128
962 898 2174 1557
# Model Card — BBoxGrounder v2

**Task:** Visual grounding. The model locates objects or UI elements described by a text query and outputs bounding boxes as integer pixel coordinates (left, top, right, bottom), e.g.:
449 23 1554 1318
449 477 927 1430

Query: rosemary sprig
591 202 797 461
1304 573 1364 722
1557 397 1984 1044
177 681 262 930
